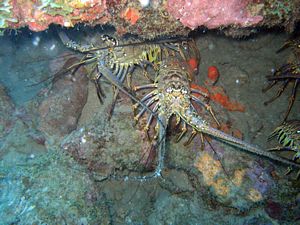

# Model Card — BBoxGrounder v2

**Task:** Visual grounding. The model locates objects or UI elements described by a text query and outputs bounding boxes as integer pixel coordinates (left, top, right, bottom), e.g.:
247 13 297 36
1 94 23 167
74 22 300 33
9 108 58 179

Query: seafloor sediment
0 27 299 224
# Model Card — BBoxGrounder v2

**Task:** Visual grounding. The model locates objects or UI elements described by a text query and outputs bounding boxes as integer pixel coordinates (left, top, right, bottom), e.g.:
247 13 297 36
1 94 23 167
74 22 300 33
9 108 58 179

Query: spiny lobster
263 37 300 121
57 31 162 116
57 31 300 180
268 120 300 178
263 62 300 121
133 56 300 179
57 31 198 118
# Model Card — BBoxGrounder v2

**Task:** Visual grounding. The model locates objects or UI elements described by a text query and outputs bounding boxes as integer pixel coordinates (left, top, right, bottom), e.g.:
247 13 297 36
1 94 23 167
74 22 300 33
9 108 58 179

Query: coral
187 57 199 73
111 0 189 39
0 0 298 38
194 151 265 207
166 0 263 29
209 86 246 112
263 0 292 22
259 0 299 32
121 7 140 25
207 66 219 85
284 0 300 32
191 70 246 112
6 0 109 31
0 0 17 33
194 152 232 197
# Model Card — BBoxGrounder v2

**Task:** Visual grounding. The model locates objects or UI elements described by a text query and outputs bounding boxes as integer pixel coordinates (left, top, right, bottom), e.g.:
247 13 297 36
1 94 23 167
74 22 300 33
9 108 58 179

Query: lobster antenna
204 136 233 181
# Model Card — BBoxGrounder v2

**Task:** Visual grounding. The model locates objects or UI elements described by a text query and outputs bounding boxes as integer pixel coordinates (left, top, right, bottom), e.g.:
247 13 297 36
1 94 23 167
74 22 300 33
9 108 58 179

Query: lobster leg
176 122 187 142
267 146 293 151
134 96 158 122
262 80 278 93
144 114 167 179
108 65 130 119
123 114 167 181
276 41 290 53
94 76 105 104
283 79 299 121
133 90 158 108
191 95 220 127
96 64 161 125
191 88 210 98
264 80 289 105
133 84 157 91
144 103 159 141
183 129 197 146
262 66 289 93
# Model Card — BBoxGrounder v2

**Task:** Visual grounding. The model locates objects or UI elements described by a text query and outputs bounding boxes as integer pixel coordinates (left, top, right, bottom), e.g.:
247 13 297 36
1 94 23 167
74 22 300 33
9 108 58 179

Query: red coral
72 2 110 24
167 0 263 29
207 66 220 85
121 7 140 25
187 57 199 72
210 86 246 112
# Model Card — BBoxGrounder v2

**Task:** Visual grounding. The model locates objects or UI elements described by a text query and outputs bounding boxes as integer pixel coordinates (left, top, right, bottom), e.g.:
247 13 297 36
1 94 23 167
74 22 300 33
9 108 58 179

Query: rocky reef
167 0 263 30
0 0 299 38
0 2 300 223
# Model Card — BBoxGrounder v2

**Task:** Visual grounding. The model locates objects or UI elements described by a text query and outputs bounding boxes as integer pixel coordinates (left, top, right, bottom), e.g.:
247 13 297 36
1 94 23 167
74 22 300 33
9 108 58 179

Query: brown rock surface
38 57 89 138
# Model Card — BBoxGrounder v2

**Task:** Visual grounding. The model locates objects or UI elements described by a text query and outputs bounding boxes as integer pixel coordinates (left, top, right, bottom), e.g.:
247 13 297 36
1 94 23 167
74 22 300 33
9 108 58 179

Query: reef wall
0 0 299 38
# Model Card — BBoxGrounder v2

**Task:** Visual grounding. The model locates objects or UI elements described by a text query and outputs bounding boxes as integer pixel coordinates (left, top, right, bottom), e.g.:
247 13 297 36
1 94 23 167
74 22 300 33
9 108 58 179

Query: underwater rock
61 108 144 175
1 0 299 38
246 161 275 197
191 141 283 212
0 0 272 39
167 0 263 29
38 57 88 139
0 85 15 139
0 151 110 224
264 200 283 220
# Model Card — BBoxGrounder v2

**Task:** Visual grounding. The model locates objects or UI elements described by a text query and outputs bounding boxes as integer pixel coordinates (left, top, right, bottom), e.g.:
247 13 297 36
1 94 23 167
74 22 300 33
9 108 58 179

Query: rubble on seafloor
0 0 299 38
